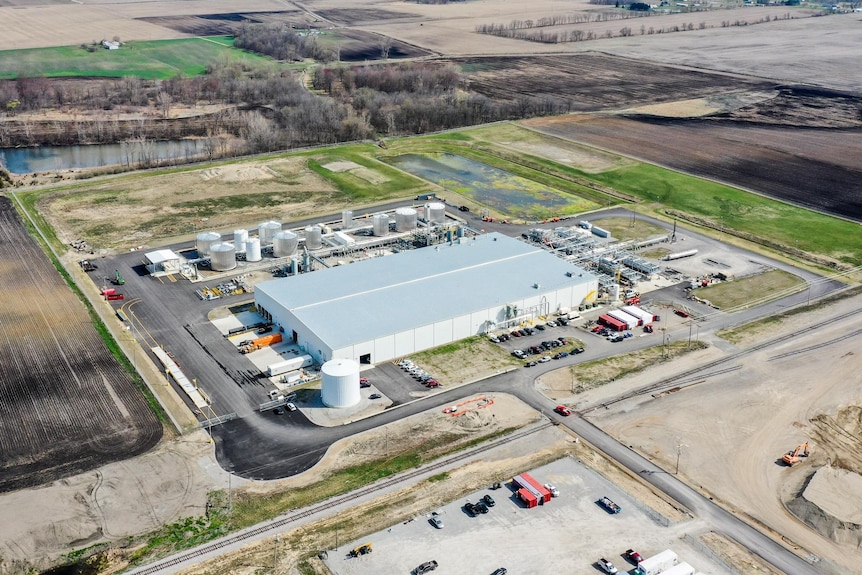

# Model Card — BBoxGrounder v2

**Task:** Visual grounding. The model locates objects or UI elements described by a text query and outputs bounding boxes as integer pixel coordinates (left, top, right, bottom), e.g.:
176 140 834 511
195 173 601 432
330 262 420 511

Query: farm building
254 233 597 365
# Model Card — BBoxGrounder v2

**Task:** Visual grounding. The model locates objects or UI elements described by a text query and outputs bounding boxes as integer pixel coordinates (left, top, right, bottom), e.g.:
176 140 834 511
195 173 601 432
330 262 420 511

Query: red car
674 309 690 318
624 549 643 564
554 405 572 416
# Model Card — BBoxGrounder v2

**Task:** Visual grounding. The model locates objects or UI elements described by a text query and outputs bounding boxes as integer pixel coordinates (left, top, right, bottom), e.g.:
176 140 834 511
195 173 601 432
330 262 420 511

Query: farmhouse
255 232 597 365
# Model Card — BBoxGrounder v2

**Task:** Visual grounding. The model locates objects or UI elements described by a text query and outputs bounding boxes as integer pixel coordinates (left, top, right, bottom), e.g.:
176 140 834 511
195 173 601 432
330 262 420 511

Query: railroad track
767 324 862 361
128 422 554 575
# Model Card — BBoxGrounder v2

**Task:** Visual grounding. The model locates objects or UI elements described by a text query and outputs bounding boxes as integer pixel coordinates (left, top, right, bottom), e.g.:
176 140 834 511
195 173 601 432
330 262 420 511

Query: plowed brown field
0 197 161 493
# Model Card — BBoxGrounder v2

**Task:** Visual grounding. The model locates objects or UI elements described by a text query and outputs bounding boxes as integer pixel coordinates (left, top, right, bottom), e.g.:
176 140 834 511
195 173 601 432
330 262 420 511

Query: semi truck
266 354 313 377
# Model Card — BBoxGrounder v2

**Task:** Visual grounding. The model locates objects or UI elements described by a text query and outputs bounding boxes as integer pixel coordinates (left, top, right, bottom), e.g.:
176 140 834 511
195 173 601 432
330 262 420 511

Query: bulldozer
782 441 810 466
349 543 372 557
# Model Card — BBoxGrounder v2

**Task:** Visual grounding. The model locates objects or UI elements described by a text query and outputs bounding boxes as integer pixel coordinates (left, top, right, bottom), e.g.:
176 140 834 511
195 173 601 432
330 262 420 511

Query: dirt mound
787 466 862 547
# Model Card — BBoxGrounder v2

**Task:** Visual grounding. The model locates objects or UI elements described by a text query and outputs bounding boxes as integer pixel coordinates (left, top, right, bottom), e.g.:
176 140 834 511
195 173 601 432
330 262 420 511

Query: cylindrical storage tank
394 207 417 232
342 210 353 230
233 229 248 253
305 226 323 250
210 242 237 271
246 237 261 262
321 359 361 408
196 231 221 256
372 213 390 237
424 201 446 224
258 221 282 245
273 231 299 257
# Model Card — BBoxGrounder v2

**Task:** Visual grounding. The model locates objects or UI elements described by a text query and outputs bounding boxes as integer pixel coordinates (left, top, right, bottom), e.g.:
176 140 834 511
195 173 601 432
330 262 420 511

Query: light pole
675 440 688 475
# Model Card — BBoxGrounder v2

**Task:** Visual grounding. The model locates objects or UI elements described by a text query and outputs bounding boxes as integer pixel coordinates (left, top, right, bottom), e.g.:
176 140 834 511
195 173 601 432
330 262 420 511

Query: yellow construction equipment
350 543 373 557
782 441 810 466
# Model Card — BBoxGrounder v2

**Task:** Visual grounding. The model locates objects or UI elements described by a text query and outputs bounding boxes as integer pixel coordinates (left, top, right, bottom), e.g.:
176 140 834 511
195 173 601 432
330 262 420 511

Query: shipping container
253 333 283 347
266 354 313 377
635 550 678 575
660 563 694 575
517 487 538 508
591 226 611 238
598 314 627 331
622 305 654 325
513 473 552 504
607 309 640 329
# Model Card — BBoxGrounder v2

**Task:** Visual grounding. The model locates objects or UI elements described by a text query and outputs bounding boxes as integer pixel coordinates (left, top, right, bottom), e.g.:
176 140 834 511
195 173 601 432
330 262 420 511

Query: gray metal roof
256 233 595 350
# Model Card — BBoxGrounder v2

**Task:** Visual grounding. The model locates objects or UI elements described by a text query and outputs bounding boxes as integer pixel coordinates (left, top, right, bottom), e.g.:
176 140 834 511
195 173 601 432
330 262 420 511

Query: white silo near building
273 231 299 258
342 210 353 230
372 213 390 237
424 202 446 224
321 359 360 408
210 242 237 271
305 226 323 249
233 229 248 253
394 207 417 232
258 221 282 245
246 237 262 262
196 231 221 256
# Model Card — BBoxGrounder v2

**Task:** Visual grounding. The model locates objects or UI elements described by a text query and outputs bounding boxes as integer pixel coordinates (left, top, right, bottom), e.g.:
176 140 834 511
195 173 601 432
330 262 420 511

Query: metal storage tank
372 213 390 237
394 207 417 232
210 242 237 271
424 202 446 224
196 231 221 256
342 210 353 230
246 237 262 262
233 229 248 253
273 231 299 257
321 359 360 408
305 226 323 250
258 221 282 245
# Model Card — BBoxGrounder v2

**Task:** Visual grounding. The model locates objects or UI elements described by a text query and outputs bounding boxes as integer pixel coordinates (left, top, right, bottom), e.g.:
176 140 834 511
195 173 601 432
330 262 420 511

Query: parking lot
329 457 734 575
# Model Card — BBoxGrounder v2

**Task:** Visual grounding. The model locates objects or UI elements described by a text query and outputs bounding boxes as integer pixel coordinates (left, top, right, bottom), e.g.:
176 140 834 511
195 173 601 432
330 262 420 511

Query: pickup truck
598 496 622 514
598 558 619 574
625 549 644 564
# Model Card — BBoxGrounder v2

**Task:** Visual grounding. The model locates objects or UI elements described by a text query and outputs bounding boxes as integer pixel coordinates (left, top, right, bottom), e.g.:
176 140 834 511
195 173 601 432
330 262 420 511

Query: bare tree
155 91 172 119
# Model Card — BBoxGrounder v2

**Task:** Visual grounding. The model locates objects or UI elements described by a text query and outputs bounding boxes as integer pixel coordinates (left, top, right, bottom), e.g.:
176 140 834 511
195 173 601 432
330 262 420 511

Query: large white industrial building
254 233 598 365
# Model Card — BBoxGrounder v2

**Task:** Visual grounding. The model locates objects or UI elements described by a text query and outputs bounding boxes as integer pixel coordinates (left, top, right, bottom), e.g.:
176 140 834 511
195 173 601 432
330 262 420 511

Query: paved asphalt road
94 206 845 573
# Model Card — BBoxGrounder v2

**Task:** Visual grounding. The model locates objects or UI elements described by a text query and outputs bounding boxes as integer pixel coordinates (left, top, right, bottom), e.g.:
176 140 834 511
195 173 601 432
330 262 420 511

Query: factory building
254 233 598 365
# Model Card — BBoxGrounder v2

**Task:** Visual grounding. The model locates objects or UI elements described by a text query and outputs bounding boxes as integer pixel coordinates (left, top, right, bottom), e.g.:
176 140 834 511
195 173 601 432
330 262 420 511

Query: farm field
0 37 273 80
0 197 162 493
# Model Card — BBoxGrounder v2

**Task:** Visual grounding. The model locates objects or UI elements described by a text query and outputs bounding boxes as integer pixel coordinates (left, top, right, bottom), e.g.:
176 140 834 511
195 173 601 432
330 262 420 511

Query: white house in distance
254 232 597 365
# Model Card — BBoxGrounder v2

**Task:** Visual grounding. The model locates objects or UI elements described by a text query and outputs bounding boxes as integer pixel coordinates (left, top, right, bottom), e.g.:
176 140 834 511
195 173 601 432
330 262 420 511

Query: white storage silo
233 229 248 253
196 231 221 256
424 202 446 224
258 221 282 245
342 210 353 230
372 213 390 237
246 237 262 262
395 207 417 232
273 231 299 257
321 359 361 408
210 242 237 271
305 226 323 250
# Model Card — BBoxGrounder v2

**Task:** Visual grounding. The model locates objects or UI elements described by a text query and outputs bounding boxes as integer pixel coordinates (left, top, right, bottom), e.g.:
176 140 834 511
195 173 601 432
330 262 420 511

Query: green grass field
696 269 804 310
0 37 272 79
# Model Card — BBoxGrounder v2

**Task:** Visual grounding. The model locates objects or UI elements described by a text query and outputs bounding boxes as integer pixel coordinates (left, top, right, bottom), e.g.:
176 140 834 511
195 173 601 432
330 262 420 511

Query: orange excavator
782 441 810 466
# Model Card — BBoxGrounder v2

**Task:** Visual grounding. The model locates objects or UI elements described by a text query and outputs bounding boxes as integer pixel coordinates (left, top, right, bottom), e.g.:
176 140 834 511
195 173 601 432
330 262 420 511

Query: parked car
546 320 557 327
510 330 522 338
554 405 571 416
426 380 441 388
544 483 559 497
535 324 546 331
430 515 444 529
413 561 438 575
644 324 654 333
483 494 496 507
538 356 551 363
464 502 477 517
499 333 510 341
360 381 371 388
458 205 470 212
552 352 569 360
285 402 297 412
624 549 644 564
443 406 458 414
598 558 619 574
369 394 382 399
557 318 569 326
674 309 691 318
473 500 489 514
571 347 585 354
273 407 285 415
524 361 537 368
490 569 507 575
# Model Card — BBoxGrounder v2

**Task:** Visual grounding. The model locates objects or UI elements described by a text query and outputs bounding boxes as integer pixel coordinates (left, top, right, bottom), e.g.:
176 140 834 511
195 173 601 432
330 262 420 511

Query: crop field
0 197 162 493
136 10 303 36
451 54 772 110
0 37 273 80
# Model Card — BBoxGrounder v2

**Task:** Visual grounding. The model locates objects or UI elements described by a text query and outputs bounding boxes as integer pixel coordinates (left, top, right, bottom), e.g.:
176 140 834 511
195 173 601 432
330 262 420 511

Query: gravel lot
330 457 733 575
